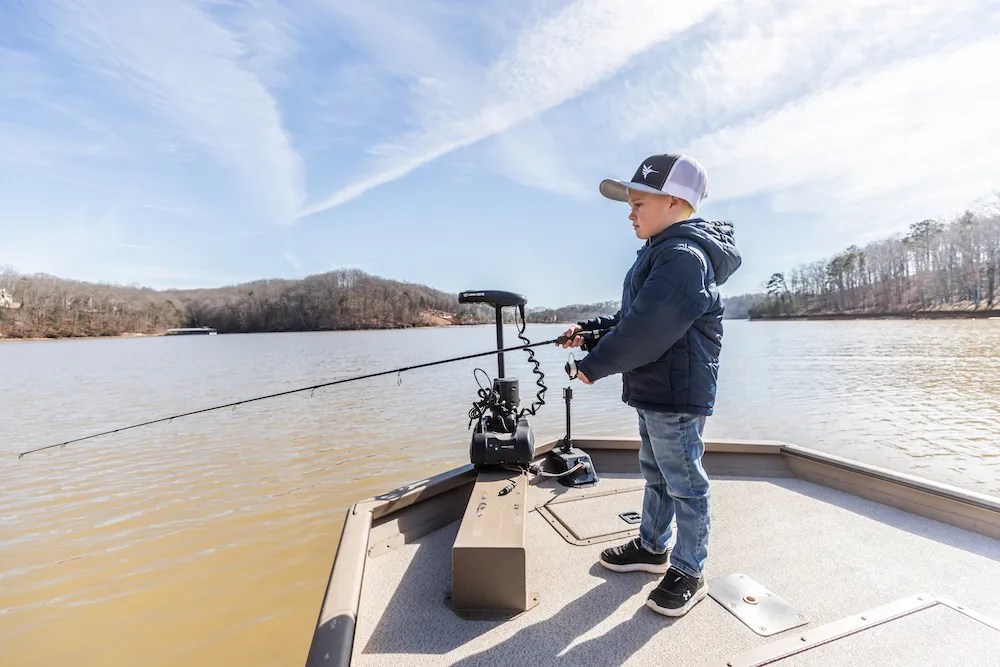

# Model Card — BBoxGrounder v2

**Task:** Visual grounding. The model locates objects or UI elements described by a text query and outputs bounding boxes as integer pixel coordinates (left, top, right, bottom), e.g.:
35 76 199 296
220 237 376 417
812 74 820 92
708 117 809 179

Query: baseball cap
599 154 708 210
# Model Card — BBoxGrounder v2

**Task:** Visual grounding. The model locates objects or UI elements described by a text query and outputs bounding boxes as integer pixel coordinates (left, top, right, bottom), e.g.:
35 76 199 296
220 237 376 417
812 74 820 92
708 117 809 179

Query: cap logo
641 164 658 179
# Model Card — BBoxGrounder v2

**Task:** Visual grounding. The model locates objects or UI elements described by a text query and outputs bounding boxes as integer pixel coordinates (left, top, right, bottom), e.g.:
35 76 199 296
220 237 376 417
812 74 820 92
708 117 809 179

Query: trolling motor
460 290 536 467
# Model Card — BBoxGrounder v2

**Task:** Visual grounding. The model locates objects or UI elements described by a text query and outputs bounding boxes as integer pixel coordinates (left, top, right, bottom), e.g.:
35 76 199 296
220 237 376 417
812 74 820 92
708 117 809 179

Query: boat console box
449 469 537 618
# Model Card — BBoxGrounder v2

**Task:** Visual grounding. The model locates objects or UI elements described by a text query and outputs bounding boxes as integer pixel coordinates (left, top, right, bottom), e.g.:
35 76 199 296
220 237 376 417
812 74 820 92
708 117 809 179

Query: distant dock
165 327 218 335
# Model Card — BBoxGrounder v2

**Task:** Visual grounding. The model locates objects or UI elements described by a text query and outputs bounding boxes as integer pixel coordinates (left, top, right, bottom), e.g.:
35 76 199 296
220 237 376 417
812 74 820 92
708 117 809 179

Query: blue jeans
637 409 710 578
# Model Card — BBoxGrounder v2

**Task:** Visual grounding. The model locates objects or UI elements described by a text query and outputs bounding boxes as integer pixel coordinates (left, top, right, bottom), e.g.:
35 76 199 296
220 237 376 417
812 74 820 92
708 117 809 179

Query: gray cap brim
599 179 666 202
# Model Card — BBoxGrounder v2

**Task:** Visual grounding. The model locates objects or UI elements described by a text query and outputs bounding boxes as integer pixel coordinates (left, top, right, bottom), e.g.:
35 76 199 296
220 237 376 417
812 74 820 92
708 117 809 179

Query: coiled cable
516 305 547 419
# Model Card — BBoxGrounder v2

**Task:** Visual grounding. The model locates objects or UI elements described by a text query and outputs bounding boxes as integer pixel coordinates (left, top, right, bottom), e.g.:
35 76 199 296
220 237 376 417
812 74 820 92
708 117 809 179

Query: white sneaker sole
645 585 708 617
598 558 670 574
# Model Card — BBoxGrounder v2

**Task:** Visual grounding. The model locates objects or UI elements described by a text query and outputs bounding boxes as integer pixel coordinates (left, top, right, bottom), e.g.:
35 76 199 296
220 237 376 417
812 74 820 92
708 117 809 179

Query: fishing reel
562 328 608 380
460 290 536 467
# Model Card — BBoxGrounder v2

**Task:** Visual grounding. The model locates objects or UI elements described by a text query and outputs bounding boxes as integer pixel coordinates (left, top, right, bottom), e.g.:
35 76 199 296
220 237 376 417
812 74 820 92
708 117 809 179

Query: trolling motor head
459 290 526 377
460 290 535 467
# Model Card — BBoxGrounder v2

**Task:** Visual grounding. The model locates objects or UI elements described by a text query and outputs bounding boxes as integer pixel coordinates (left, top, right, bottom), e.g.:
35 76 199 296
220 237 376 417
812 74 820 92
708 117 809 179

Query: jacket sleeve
577 311 621 331
577 248 710 382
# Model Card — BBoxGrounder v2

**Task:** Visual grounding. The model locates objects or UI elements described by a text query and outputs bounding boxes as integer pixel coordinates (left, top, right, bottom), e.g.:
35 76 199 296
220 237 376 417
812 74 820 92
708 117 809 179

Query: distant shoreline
0 320 501 343
750 309 1000 321
0 332 157 343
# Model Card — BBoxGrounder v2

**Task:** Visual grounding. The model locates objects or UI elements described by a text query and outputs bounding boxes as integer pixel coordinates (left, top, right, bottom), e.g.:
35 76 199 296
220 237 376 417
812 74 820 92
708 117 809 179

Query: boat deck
350 461 1000 666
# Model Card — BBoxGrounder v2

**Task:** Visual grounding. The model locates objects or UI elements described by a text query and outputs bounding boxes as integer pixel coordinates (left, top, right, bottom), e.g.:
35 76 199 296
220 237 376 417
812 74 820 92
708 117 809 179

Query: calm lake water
2 320 998 665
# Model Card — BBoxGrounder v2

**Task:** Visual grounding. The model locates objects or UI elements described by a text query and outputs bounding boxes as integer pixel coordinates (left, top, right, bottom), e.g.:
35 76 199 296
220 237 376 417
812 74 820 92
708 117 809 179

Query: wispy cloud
686 35 1000 231
487 119 591 199
43 0 304 224
208 0 301 87
618 0 991 139
478 0 1000 205
301 0 723 217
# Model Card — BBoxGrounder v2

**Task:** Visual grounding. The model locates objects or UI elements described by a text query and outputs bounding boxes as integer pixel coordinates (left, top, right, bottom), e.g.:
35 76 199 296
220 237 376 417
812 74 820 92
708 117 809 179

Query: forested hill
0 269 494 339
751 207 1000 318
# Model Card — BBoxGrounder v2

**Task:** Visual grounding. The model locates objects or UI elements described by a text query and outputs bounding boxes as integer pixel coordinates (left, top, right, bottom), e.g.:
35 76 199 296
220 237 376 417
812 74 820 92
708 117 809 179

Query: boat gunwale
304 438 1000 667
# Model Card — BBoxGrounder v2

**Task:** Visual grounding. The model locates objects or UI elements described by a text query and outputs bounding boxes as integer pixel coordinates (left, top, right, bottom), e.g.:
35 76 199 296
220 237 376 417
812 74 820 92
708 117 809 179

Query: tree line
0 263 769 339
525 301 620 324
0 271 183 338
752 204 1000 318
0 268 502 339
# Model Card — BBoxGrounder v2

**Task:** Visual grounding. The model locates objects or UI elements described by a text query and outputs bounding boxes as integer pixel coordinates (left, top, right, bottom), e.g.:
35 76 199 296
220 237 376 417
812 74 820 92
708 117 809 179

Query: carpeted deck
352 475 1000 666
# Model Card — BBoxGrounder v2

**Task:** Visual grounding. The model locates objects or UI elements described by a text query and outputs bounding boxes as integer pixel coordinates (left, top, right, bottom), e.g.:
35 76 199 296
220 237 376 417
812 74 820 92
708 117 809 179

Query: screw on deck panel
759 626 767 632
860 616 867 620
800 637 807 642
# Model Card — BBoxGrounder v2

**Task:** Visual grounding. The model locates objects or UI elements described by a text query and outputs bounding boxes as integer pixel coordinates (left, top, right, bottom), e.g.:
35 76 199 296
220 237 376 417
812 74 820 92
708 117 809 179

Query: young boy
561 154 741 617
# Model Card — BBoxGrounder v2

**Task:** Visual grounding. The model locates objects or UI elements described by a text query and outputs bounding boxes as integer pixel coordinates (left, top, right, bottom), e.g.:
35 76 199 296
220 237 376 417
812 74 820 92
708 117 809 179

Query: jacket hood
654 218 742 286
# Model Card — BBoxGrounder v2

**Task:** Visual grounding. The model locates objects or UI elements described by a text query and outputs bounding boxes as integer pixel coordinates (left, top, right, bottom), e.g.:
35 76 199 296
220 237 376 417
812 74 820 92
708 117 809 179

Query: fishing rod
17 325 609 459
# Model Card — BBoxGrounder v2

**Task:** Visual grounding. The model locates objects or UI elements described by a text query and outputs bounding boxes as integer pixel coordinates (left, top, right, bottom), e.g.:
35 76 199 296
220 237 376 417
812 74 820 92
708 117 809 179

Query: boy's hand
560 324 585 349
577 370 593 385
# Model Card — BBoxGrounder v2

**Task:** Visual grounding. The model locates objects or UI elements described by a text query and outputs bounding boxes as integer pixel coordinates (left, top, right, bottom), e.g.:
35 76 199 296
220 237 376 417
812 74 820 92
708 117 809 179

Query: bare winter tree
751 207 1000 318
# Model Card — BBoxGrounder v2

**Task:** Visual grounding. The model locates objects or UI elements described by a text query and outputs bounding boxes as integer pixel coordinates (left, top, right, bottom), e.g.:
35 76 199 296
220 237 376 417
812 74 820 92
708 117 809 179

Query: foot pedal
549 447 598 487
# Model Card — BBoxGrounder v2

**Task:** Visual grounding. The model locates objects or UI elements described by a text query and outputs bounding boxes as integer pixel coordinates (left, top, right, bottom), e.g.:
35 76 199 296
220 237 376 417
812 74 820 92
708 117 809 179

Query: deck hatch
709 573 808 636
536 485 645 546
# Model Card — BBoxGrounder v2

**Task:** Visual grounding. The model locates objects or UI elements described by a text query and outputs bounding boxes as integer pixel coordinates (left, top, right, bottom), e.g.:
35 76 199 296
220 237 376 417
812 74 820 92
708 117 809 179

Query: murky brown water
2 321 998 665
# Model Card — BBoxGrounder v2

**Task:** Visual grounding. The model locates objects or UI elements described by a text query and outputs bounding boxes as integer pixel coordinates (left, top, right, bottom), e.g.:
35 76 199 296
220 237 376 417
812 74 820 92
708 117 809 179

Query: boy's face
627 191 688 240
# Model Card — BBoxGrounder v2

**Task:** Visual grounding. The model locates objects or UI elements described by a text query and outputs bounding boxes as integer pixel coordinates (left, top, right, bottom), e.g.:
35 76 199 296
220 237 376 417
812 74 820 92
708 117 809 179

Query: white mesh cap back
663 155 708 210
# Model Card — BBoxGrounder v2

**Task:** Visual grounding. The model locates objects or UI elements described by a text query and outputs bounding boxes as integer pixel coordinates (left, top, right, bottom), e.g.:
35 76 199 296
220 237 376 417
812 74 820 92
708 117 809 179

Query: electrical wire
516 305 547 420
529 462 585 478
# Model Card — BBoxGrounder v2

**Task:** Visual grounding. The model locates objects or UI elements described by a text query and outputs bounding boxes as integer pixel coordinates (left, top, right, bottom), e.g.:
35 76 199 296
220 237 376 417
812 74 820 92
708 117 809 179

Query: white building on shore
0 288 19 309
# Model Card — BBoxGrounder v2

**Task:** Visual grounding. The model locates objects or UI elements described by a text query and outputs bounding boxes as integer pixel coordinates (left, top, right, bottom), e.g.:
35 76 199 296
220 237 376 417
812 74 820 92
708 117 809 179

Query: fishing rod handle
555 327 611 350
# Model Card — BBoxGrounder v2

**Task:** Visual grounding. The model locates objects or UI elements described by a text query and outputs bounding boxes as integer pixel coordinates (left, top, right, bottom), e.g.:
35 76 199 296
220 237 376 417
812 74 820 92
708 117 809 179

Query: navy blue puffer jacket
575 219 741 415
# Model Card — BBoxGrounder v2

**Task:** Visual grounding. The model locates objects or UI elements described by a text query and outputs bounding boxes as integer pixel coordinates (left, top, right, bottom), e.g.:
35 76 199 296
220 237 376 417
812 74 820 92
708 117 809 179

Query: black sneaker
646 567 707 616
599 538 670 574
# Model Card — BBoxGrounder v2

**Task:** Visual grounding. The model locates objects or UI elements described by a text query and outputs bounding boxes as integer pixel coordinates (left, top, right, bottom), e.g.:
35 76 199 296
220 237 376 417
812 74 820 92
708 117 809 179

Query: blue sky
2 0 999 308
